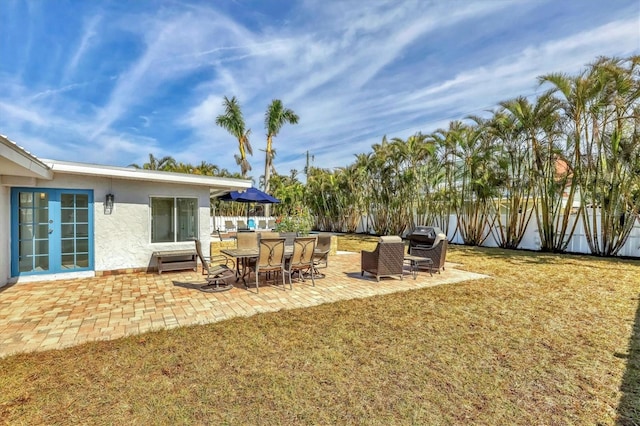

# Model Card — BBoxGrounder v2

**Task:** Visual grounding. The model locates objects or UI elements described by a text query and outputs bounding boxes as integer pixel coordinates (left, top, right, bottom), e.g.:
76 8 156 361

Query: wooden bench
153 249 198 274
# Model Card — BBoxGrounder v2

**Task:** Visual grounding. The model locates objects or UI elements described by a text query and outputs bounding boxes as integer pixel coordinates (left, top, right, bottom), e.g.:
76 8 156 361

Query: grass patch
1 238 639 424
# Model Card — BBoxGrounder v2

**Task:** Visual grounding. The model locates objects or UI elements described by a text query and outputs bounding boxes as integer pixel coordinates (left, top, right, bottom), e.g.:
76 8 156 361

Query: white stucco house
0 134 251 287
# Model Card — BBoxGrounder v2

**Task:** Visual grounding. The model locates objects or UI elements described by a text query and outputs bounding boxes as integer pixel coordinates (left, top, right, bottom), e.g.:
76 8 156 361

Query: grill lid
407 226 446 248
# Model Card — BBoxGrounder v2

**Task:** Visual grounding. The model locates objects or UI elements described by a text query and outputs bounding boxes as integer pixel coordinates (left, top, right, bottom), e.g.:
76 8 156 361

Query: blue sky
1 0 639 182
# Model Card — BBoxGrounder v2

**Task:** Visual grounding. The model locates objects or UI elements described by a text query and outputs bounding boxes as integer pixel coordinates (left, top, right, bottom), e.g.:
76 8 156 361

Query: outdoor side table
404 255 433 279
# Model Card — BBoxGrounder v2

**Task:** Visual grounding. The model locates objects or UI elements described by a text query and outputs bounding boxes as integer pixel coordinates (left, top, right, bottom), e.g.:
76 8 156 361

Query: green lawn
1 238 638 425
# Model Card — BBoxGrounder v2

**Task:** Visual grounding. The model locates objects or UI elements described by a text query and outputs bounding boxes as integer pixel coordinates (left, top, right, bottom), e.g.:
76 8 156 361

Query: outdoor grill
406 226 446 252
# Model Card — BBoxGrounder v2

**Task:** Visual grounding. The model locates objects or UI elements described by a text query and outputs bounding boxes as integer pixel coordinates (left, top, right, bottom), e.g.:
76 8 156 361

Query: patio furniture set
157 225 447 293
194 232 333 293
361 226 448 282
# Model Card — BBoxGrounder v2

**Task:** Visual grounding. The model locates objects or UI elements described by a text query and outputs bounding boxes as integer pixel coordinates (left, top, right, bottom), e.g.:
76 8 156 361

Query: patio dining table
221 247 294 286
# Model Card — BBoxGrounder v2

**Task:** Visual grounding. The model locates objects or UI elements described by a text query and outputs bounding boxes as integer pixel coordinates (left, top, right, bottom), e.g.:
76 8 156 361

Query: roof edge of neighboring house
0 134 53 179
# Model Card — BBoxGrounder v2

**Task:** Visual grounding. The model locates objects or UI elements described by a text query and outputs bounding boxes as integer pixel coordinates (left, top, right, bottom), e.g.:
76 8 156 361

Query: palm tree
563 56 640 255
129 153 176 171
263 99 299 193
215 96 253 178
538 71 598 252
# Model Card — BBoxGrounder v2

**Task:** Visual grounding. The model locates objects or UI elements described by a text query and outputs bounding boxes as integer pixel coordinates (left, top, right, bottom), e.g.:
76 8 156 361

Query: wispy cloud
0 0 637 178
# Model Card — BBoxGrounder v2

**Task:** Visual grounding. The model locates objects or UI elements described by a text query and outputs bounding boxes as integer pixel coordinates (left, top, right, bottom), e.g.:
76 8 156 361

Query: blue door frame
11 188 94 277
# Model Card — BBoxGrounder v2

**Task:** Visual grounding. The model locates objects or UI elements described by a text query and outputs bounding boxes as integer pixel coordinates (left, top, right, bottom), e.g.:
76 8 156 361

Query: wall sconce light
105 193 115 215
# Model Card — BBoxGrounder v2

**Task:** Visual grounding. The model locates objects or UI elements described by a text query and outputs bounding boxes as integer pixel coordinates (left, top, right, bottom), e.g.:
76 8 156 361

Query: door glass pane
35 240 49 255
34 193 48 208
151 198 174 243
61 208 74 223
36 208 49 224
19 192 33 207
76 253 89 268
19 225 33 239
34 256 49 271
61 255 75 269
76 209 88 223
76 194 88 208
61 193 74 208
62 224 74 238
76 224 88 237
19 256 33 272
20 240 33 255
19 208 33 223
35 225 49 239
76 238 88 252
61 239 75 254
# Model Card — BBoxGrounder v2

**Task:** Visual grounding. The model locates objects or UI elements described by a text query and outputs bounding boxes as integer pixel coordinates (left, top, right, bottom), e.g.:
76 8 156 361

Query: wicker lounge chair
409 235 448 274
361 235 405 281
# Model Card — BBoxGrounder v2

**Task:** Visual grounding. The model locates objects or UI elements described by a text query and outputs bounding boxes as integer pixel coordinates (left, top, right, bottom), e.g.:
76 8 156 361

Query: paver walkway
0 253 487 358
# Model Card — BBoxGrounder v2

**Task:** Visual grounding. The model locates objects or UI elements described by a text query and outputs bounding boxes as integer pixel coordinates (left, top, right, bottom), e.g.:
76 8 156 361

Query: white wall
0 186 10 287
9 173 211 280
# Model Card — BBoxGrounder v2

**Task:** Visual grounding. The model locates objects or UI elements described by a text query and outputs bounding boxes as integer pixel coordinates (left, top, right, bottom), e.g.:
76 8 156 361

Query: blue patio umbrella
219 187 280 228
219 187 280 204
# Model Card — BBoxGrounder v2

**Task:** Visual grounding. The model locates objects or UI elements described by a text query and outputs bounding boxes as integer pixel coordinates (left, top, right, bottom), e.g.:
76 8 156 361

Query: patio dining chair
279 231 297 247
258 219 267 229
236 231 258 249
285 236 317 288
312 233 332 277
237 220 248 230
245 237 286 293
194 239 236 292
258 231 280 239
361 235 405 282
267 219 276 229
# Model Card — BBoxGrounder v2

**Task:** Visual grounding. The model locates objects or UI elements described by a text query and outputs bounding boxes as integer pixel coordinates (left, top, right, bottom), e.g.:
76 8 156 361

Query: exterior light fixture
105 193 115 214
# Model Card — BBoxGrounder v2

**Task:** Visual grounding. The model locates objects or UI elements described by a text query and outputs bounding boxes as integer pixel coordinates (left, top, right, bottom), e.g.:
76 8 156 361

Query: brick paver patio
0 253 487 358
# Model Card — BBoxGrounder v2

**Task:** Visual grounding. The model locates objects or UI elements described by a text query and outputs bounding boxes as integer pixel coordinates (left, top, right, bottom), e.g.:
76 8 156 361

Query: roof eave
42 159 252 190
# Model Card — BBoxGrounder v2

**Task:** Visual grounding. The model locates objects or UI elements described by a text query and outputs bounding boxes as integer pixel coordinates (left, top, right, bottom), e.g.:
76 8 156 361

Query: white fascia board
42 159 252 190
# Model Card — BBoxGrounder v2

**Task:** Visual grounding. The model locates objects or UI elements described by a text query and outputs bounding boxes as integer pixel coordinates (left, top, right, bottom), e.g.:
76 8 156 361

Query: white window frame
149 196 199 243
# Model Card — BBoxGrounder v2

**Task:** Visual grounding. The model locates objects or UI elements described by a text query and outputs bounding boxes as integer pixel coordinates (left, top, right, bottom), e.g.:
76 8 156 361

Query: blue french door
11 188 94 276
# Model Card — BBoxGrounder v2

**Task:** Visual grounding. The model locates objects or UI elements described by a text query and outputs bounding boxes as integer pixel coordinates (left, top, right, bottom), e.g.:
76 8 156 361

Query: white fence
213 213 640 257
